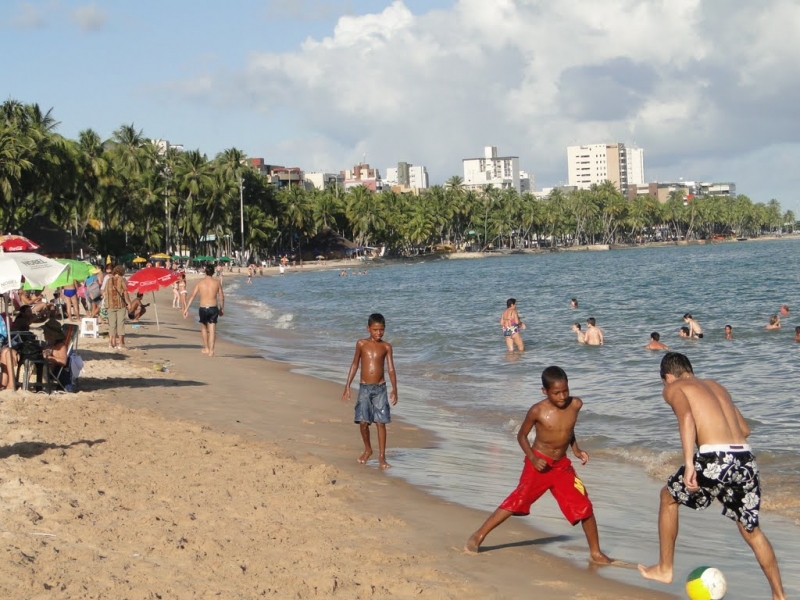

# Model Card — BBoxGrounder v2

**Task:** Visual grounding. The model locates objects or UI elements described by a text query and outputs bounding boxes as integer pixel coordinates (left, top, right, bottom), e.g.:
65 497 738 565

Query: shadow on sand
0 438 106 460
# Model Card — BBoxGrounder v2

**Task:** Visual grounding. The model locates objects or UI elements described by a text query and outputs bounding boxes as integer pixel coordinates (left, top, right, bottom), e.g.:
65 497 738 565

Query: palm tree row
1 101 793 260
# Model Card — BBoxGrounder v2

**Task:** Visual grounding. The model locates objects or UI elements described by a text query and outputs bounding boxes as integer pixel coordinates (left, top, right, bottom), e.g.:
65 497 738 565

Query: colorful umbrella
0 234 40 252
132 256 147 264
150 253 170 260
23 259 95 290
0 251 68 294
126 267 179 330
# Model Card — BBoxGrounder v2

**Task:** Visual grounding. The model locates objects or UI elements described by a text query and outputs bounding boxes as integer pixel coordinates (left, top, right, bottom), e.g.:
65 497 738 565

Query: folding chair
21 324 79 394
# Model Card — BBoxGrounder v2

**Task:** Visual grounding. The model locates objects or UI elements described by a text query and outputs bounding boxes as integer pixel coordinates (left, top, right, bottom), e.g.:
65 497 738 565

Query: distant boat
737 237 748 241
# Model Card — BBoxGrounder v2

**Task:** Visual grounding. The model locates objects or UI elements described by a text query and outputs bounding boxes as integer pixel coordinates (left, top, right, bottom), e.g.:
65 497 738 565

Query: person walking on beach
501 298 526 352
644 332 669 350
584 317 604 345
682 313 703 338
639 352 786 600
465 366 613 564
183 265 224 357
341 313 398 470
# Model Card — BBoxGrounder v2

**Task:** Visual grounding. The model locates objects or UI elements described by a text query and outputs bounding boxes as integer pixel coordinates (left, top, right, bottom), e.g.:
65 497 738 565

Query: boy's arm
217 283 225 315
341 341 363 402
183 286 199 318
664 386 698 489
517 405 548 472
569 398 589 464
385 342 398 405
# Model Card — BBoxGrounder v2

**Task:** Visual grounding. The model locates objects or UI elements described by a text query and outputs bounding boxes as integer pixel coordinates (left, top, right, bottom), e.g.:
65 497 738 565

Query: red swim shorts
498 450 593 525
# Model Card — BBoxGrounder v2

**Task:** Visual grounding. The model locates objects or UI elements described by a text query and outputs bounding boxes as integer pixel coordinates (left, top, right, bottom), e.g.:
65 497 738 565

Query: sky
2 0 799 212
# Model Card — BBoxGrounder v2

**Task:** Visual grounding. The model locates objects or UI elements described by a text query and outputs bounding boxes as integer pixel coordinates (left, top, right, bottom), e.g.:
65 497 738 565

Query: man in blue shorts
183 266 224 357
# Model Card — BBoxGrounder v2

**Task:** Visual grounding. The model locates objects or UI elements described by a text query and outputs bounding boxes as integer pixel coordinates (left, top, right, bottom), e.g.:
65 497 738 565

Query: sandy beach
0 280 676 599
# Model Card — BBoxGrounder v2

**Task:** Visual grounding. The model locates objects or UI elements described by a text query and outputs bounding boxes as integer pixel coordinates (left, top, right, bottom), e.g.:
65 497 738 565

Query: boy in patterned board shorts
465 366 613 564
639 352 786 600
342 313 398 470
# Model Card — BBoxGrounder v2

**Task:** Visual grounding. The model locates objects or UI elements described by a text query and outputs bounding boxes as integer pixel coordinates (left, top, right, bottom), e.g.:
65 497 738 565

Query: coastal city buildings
384 162 430 190
304 172 344 191
463 146 522 193
519 170 533 193
247 159 303 188
627 181 736 202
151 139 183 154
566 143 644 193
342 163 382 191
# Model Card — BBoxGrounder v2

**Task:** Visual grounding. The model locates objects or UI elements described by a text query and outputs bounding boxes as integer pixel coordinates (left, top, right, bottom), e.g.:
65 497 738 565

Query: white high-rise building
384 162 429 189
463 146 521 193
567 143 644 193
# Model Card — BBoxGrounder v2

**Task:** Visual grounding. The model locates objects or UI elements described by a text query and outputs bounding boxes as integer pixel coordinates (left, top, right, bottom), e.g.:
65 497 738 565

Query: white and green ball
685 566 727 600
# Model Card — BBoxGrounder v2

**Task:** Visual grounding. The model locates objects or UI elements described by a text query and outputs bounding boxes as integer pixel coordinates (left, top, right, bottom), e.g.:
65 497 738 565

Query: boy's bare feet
464 532 483 554
201 348 209 354
379 458 392 470
589 551 614 565
358 450 372 464
638 563 673 583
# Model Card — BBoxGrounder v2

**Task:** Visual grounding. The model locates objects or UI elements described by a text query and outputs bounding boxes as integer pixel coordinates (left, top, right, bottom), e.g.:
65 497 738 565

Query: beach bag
86 278 102 302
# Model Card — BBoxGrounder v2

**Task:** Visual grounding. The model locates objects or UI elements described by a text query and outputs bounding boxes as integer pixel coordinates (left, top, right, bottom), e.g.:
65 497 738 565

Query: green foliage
0 101 790 258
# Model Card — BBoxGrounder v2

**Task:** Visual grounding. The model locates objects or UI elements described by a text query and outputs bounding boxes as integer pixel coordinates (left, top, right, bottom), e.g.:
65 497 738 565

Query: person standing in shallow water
342 313 398 470
464 366 613 564
639 352 786 600
500 298 526 352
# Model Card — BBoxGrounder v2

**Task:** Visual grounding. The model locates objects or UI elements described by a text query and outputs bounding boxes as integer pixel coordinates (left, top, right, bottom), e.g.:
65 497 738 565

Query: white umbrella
0 250 68 391
0 251 68 293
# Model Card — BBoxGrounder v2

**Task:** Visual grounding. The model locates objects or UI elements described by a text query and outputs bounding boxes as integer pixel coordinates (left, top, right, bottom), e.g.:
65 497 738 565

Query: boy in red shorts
465 366 612 564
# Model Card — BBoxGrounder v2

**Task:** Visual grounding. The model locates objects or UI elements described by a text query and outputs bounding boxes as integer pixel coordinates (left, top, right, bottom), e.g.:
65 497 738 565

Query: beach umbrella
126 266 179 331
218 256 232 263
132 256 147 264
22 259 95 290
150 253 170 260
0 234 40 252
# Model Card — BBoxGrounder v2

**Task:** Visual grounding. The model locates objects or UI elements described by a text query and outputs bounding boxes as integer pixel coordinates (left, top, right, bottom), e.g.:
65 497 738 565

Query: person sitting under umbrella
127 293 149 322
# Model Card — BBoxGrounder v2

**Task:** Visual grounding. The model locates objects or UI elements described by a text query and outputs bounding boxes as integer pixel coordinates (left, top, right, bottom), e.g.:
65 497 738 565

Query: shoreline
1 286 676 598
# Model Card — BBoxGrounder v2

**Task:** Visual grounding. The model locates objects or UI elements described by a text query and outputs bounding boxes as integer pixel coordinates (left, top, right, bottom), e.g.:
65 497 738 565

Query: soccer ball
685 566 727 600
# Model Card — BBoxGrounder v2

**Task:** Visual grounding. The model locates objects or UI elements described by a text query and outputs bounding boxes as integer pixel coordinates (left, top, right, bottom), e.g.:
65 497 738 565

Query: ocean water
223 239 800 599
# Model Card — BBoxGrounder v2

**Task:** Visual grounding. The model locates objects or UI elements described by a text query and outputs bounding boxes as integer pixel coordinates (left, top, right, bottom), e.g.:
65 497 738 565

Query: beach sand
0 284 675 599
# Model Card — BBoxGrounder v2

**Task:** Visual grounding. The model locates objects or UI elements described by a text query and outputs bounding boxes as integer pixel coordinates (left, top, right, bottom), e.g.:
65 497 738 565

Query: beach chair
21 323 79 394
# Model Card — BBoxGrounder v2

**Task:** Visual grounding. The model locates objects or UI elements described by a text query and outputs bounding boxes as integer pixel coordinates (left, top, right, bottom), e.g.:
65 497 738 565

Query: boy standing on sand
183 266 224 357
465 366 612 564
639 353 786 600
342 313 398 469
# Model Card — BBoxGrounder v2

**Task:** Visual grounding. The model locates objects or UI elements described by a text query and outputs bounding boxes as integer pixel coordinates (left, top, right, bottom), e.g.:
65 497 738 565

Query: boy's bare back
195 277 223 307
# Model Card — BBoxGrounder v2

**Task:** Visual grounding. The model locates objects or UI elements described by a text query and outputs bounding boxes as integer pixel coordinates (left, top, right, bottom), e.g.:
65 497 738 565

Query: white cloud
71 3 108 32
165 0 800 207
12 2 48 29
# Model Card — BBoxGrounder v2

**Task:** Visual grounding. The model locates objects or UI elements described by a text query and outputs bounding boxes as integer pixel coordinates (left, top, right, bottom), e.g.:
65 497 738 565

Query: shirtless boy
644 332 668 350
501 298 526 352
571 322 586 344
342 313 398 469
795 326 800 342
725 324 733 340
183 266 224 357
584 317 604 345
465 366 612 564
639 353 786 600
682 313 703 338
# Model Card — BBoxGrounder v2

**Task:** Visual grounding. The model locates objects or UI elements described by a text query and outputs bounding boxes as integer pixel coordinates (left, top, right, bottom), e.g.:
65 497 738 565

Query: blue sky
2 0 799 213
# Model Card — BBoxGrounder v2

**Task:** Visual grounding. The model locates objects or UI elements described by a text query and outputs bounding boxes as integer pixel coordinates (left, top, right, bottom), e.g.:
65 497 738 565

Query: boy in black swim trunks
183 266 224 357
639 352 786 600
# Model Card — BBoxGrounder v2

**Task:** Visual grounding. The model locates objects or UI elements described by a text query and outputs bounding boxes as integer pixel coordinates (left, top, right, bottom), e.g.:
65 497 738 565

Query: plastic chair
80 317 98 338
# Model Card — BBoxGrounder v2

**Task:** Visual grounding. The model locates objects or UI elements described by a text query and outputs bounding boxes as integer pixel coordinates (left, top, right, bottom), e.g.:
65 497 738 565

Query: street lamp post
239 175 245 265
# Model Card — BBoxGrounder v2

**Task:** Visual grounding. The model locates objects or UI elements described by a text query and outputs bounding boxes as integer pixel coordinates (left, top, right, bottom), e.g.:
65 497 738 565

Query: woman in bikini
178 273 188 311
500 298 526 352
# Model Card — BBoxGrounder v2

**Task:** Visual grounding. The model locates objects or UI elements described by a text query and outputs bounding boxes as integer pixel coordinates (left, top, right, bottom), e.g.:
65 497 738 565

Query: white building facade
567 143 644 193
463 146 521 193
304 172 343 191
384 162 429 190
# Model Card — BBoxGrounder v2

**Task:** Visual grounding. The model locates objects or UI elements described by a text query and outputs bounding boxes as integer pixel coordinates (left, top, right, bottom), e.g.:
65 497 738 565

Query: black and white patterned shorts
667 450 761 532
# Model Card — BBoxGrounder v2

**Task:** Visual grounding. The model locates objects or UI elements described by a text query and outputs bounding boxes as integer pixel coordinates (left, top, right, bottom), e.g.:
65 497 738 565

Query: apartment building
567 143 644 193
384 162 429 190
305 172 344 191
342 163 382 192
463 146 521 193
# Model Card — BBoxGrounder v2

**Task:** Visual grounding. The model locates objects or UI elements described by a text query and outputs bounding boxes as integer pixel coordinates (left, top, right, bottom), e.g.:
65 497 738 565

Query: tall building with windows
567 143 644 193
463 146 521 193
384 162 429 190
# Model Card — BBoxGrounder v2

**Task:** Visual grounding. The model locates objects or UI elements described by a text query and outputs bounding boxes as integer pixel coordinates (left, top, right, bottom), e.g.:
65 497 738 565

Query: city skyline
2 0 798 211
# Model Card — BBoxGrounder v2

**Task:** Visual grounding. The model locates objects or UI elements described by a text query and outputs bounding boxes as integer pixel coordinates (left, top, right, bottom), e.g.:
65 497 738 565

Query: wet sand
0 286 675 599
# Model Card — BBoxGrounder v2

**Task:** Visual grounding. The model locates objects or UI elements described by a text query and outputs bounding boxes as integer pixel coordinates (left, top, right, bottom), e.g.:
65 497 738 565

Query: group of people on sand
339 304 788 599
